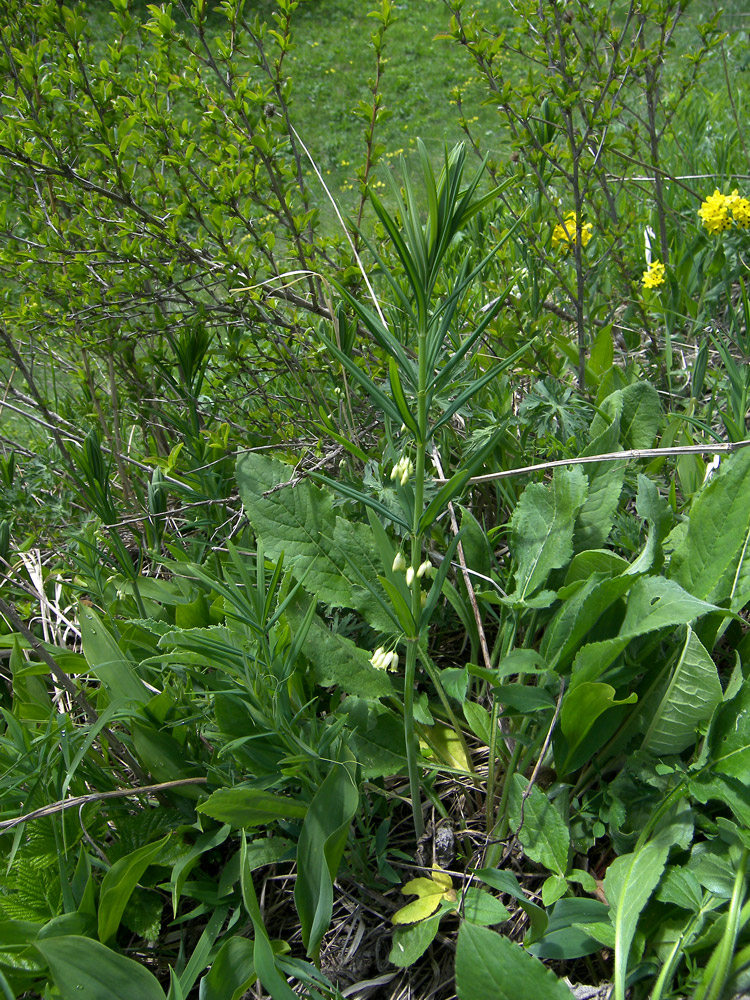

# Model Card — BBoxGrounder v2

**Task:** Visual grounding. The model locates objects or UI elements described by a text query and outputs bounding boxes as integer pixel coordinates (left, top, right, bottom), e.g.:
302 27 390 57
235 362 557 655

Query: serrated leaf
236 452 393 610
286 591 396 699
669 446 750 609
510 466 588 599
508 775 570 877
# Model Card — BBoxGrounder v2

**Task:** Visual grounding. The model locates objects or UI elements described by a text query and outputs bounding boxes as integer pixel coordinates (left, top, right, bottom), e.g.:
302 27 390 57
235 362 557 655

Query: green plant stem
403 637 423 840
695 847 749 1000
484 736 524 869
403 326 429 841
485 616 517 838
417 645 476 778
633 780 689 853
650 902 712 1000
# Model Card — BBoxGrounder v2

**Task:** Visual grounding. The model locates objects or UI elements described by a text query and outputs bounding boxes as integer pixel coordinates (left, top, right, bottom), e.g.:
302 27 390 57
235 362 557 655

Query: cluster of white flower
390 455 414 486
370 646 399 671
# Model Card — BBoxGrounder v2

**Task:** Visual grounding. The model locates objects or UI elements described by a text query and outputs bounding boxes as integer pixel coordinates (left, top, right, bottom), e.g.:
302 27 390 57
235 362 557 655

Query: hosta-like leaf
295 761 359 959
641 626 723 755
35 936 166 1000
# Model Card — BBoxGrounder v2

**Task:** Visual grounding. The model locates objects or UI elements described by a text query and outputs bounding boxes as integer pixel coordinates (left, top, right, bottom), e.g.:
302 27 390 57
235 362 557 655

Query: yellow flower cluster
698 189 750 235
642 260 666 289
552 211 593 251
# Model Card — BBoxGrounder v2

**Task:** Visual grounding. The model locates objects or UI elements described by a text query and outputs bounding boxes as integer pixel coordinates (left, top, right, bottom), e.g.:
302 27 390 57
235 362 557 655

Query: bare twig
0 777 208 833
433 440 750 486
513 679 565 838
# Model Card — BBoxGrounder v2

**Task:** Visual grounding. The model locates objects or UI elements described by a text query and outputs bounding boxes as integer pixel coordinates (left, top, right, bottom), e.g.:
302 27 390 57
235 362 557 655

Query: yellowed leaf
392 869 456 925
422 722 471 772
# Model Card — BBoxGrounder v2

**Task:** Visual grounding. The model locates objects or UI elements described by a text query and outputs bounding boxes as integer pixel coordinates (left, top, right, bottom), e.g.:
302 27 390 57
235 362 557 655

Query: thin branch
433 440 750 486
0 777 208 833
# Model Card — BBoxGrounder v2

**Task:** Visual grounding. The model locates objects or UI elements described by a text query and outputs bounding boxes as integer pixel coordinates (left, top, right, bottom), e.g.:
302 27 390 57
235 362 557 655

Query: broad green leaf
560 682 637 770
474 868 548 942
571 577 722 687
669 446 750 609
507 775 570 877
563 549 630 584
541 573 635 672
641 626 722 755
197 788 307 827
236 452 394 611
240 836 298 1000
528 898 610 960
627 474 673 576
604 842 669 1000
294 761 359 960
392 871 456 924
199 936 256 1000
541 875 568 906
708 677 750 780
461 887 510 925
98 834 170 944
573 403 624 552
463 702 492 744
618 576 721 639
455 922 574 1000
35 935 166 1000
286 592 396 699
389 912 442 968
78 604 150 704
510 466 588 599
618 380 662 449
656 867 704 910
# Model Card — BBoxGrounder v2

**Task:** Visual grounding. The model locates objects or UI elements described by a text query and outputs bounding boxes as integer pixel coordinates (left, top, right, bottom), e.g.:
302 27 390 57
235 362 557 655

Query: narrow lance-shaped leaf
604 843 669 1000
294 761 359 961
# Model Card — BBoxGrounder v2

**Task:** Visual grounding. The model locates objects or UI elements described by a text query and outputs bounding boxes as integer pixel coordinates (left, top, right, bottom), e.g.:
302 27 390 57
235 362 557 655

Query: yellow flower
731 195 750 229
642 260 666 289
698 189 734 234
552 211 592 251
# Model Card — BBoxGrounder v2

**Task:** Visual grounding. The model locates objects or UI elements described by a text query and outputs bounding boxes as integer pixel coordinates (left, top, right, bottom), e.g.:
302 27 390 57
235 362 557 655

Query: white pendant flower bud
370 646 387 669
416 559 433 579
406 566 415 586
392 551 407 573
387 651 399 671
390 455 414 486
